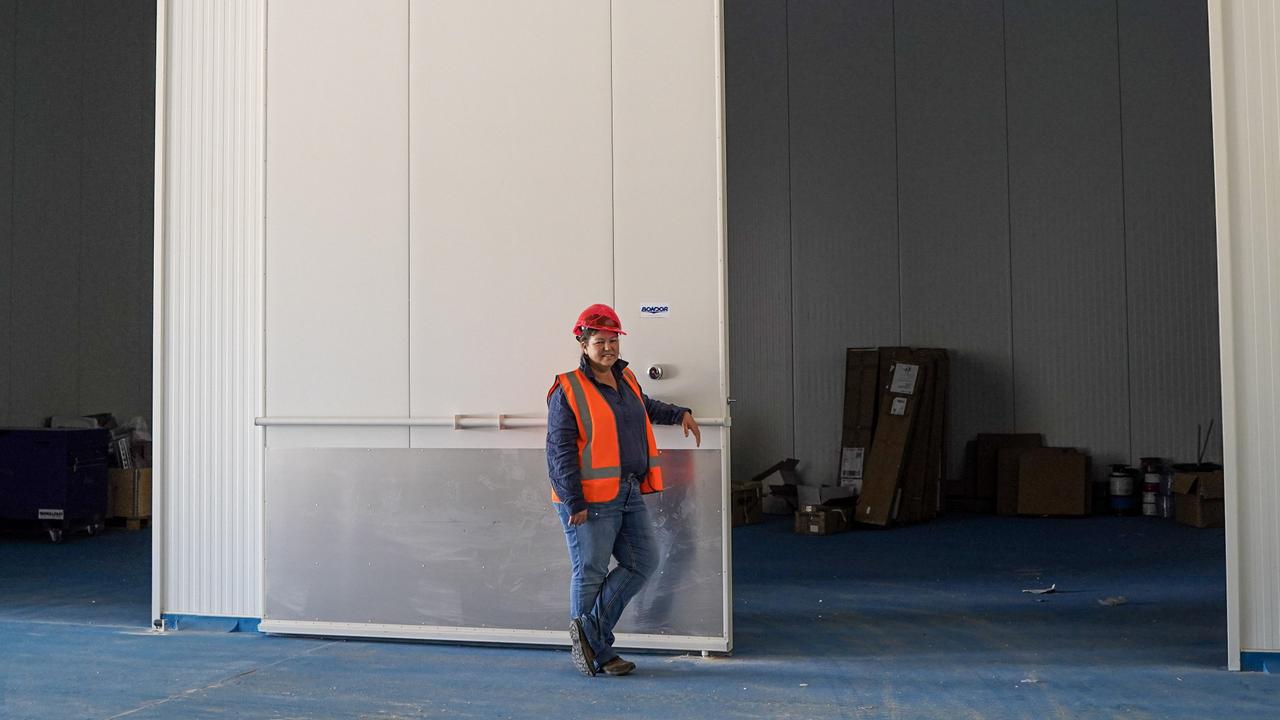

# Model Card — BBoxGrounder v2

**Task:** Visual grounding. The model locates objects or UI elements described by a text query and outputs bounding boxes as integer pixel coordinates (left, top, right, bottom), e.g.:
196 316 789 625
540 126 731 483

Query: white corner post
1208 0 1280 672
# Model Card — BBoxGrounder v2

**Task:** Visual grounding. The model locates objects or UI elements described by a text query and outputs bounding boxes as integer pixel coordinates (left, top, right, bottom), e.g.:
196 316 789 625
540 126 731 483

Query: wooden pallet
106 516 151 531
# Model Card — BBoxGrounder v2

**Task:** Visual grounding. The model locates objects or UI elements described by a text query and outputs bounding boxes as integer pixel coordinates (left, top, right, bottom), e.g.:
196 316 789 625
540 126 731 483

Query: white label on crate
840 447 865 481
38 509 64 520
840 448 865 493
890 363 920 395
639 304 670 318
809 523 820 534
890 397 909 416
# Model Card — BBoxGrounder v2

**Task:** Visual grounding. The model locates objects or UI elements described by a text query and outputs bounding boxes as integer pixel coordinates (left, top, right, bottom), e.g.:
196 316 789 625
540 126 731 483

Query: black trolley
0 428 111 542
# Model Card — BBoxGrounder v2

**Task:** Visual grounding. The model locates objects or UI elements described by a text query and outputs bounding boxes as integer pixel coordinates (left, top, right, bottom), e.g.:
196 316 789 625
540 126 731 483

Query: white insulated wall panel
1209 0 1280 667
265 0 410 449
159 0 264 618
407 0 614 430
163 0 728 625
610 0 727 418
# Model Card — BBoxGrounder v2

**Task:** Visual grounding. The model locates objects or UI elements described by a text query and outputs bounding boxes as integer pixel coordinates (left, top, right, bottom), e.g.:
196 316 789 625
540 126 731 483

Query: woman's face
582 332 620 369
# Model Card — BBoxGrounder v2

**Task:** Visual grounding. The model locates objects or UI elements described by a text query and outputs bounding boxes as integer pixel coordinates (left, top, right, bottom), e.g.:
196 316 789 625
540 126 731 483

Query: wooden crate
108 468 152 522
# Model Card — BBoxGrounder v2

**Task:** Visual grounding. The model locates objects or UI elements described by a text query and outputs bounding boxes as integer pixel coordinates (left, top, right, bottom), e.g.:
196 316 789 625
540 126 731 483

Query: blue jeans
555 474 658 667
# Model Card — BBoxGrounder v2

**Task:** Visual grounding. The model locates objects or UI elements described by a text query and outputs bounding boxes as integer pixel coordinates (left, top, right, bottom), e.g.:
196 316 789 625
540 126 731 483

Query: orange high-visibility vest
547 367 664 504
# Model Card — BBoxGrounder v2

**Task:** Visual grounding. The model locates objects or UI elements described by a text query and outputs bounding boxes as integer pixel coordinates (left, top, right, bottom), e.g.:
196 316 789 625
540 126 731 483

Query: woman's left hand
681 412 702 447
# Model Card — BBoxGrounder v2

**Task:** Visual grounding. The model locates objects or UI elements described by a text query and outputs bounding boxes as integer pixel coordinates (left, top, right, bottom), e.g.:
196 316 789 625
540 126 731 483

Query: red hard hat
573 303 626 337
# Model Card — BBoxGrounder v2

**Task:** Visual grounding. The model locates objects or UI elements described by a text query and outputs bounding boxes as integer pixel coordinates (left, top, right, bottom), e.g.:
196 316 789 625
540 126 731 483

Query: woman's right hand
569 509 589 526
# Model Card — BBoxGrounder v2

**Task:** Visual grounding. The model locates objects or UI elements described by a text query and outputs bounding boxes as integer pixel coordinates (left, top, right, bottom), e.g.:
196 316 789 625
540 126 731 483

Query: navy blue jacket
546 356 690 514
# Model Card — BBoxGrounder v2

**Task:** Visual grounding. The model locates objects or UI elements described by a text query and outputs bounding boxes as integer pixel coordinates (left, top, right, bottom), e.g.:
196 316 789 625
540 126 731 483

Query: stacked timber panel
851 347 949 527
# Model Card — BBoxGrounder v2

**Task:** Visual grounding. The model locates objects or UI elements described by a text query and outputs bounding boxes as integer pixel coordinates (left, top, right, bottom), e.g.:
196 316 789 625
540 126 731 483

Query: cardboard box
131 439 153 468
753 459 800 515
1016 448 1089 516
731 484 763 527
754 458 799 491
798 484 856 507
922 349 950 518
856 360 924 527
794 505 851 535
946 440 980 511
1172 470 1224 528
840 349 882 493
840 346 949 526
761 493 796 515
897 349 939 524
108 468 152 520
996 446 1039 516
975 433 1044 513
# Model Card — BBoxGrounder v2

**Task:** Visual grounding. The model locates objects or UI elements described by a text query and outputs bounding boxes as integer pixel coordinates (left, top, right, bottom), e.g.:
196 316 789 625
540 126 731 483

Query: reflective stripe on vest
548 367 665 504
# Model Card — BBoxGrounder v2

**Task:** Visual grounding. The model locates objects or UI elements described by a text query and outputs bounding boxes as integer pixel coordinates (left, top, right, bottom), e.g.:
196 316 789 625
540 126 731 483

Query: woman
546 303 701 677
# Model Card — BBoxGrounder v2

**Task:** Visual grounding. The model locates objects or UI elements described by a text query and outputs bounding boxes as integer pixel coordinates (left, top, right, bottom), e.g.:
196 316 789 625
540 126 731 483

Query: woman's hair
576 327 600 344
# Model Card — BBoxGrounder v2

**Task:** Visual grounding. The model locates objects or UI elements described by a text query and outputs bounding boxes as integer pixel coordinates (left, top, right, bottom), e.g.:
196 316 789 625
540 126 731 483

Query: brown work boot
600 657 636 676
568 619 597 677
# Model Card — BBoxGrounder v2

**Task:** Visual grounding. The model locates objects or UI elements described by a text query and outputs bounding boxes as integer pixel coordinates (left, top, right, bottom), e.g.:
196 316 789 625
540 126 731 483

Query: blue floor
1 515 1276 719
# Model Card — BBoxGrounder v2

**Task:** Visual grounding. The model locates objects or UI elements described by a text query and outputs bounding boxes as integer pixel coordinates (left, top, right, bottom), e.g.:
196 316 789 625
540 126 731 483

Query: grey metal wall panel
0 1 153 427
265 448 725 643
1006 0 1130 471
78 0 154 424
133 3 156 428
1117 0 1222 465
895 0 1012 477
725 0 792 482
0 0 14 423
787 0 898 485
10 0 82 424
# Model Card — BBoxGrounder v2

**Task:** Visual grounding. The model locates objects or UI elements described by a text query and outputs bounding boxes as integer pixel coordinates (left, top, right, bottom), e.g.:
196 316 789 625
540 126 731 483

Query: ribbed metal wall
897 0 1015 475
724 0 792 484
1209 0 1280 667
1006 0 1130 474
0 1 156 429
158 0 264 618
725 0 1221 486
787 0 899 486
1119 0 1223 466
